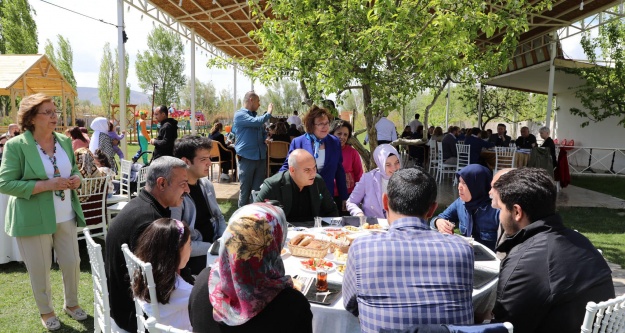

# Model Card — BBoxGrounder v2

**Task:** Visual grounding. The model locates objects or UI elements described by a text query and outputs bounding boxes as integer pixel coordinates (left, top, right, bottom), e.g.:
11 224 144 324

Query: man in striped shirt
343 168 474 333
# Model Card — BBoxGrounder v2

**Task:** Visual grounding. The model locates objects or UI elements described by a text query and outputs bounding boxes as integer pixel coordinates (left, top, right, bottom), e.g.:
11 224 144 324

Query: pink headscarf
208 203 292 326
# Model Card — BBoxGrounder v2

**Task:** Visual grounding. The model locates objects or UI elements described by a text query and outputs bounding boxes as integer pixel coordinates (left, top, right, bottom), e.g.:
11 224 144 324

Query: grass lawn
571 175 625 200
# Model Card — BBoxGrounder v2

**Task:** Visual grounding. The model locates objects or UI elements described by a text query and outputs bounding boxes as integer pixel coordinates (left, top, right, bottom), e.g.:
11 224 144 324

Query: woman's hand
47 177 71 191
68 175 81 190
435 219 455 234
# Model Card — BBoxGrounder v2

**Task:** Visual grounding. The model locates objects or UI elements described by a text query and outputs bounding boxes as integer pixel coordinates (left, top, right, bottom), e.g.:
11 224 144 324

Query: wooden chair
145 317 192 333
436 141 456 184
454 143 471 185
495 146 517 172
209 142 233 182
122 243 160 332
266 141 290 177
77 175 109 240
83 228 111 333
580 294 625 333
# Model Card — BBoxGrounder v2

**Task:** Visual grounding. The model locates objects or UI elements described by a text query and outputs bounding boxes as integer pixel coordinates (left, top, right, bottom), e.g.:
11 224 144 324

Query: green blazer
254 171 338 220
0 130 86 237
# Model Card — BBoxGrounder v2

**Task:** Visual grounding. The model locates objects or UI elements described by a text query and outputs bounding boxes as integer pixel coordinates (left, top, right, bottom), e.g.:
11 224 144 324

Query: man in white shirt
409 114 423 134
6 124 20 138
287 110 302 127
374 114 397 144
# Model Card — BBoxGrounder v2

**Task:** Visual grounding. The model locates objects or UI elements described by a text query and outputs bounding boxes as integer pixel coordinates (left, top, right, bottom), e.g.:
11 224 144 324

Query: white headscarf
89 117 109 153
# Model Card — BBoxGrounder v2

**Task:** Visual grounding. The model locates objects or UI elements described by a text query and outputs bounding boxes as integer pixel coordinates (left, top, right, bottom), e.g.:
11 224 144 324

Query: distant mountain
77 87 151 106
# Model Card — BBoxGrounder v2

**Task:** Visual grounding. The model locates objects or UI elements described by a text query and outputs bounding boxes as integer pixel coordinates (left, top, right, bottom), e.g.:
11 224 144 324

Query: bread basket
288 234 331 258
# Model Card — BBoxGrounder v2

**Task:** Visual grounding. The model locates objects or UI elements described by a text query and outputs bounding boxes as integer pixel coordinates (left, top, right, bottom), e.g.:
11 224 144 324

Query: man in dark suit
515 126 537 149
256 149 338 224
489 123 512 147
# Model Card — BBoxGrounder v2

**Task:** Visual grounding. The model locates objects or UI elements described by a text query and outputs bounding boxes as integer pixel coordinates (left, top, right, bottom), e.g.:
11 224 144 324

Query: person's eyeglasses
314 122 330 128
37 109 60 117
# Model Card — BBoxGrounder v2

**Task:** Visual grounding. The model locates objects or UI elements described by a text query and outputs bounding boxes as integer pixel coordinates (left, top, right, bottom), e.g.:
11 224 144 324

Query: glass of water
314 216 322 229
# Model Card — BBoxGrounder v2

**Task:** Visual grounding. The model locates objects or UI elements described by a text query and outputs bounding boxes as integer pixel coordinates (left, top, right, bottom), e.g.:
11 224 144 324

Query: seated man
255 149 338 224
105 156 190 333
441 126 459 164
489 123 512 147
171 135 227 275
344 168 474 333
463 127 494 164
490 168 615 332
514 126 537 149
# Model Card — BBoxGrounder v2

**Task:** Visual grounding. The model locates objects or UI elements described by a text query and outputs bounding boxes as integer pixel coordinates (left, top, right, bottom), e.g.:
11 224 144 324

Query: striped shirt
343 217 474 333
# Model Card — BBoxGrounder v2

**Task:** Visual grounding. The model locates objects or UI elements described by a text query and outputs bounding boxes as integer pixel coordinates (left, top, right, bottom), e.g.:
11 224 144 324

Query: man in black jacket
490 168 614 332
150 105 178 161
104 156 190 332
489 123 512 147
255 149 338 224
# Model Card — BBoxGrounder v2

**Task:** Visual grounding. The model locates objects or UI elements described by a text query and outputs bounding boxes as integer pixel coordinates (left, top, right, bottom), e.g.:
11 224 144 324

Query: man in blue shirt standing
232 91 273 207
343 167 474 333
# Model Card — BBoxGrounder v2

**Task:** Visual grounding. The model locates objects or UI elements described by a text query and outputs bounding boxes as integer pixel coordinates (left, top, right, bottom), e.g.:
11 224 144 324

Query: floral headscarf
74 147 104 202
208 202 292 326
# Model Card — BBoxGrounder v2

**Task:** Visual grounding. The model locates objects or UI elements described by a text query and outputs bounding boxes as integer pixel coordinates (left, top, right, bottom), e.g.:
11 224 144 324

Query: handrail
559 146 625 176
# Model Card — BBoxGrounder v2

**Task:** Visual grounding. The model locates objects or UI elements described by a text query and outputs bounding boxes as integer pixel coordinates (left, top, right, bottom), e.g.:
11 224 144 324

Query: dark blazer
255 171 338 220
279 134 348 200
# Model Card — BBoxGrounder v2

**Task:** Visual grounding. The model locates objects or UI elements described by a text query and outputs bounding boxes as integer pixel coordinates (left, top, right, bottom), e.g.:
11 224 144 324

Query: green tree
135 26 185 106
112 48 131 107
98 42 115 117
217 0 552 168
180 78 218 114
458 84 544 129
261 79 302 116
567 18 625 127
0 0 37 54
44 35 77 123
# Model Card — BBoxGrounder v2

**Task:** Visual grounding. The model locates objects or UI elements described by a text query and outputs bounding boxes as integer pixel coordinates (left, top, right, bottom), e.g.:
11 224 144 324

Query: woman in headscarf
74 148 105 202
346 144 401 218
430 164 500 251
89 117 116 172
189 202 312 333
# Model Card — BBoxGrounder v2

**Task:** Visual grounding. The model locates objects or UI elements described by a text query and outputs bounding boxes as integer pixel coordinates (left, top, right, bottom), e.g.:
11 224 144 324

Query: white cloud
30 0 265 100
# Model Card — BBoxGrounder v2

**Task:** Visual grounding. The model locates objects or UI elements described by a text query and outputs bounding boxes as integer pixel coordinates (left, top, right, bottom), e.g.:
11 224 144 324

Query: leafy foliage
98 43 130 117
135 26 186 106
44 35 77 122
0 0 37 54
458 84 546 129
213 0 552 167
566 19 625 127
179 77 218 114
261 79 303 116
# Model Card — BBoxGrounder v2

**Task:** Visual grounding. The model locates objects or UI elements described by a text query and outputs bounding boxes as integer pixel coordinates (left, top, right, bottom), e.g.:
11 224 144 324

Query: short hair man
491 168 614 332
233 91 273 207
6 123 20 138
343 168 474 333
287 110 302 127
150 105 178 161
105 156 190 332
441 126 460 164
464 127 494 164
409 113 423 133
373 111 397 144
489 123 512 147
171 135 227 274
514 126 537 149
255 149 338 224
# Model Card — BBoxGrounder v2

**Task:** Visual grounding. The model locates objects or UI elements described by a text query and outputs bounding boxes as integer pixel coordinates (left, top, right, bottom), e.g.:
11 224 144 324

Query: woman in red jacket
331 120 363 215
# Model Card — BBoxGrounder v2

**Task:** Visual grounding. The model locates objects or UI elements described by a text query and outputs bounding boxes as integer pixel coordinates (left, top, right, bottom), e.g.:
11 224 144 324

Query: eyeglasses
314 122 330 128
37 109 61 117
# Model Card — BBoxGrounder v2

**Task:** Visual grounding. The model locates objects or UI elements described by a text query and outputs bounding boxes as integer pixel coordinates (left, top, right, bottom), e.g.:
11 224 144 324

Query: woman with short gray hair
539 126 557 167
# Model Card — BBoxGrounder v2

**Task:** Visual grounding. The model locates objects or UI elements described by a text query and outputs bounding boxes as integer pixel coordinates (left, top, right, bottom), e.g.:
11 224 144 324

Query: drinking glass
314 216 322 229
359 215 366 228
316 268 328 292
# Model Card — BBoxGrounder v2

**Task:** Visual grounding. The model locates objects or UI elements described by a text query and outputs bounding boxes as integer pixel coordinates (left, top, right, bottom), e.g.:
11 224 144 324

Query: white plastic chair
580 294 625 333
495 146 517 172
436 141 456 183
428 140 438 176
121 243 160 333
83 228 111 333
145 317 192 333
136 166 149 193
107 159 133 204
454 143 471 185
77 175 109 240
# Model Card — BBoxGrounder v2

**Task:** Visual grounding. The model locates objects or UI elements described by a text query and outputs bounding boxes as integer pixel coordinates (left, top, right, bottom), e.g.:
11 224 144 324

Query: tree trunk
423 77 450 136
299 80 313 107
361 84 378 170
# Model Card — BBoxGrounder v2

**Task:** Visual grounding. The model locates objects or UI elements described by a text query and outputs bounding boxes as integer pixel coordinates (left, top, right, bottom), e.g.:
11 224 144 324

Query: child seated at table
132 218 193 331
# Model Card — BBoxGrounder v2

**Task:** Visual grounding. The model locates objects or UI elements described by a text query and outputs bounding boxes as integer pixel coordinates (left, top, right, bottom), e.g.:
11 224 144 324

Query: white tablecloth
208 226 500 333
0 193 22 264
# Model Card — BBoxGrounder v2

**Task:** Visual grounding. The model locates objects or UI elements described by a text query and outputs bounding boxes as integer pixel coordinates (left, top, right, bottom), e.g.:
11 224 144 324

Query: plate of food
331 249 348 264
280 248 290 258
362 223 388 231
299 258 336 273
337 264 346 276
342 225 364 233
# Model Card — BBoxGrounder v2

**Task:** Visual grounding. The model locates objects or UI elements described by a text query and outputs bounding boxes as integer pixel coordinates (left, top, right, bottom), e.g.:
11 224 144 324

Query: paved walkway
212 179 625 296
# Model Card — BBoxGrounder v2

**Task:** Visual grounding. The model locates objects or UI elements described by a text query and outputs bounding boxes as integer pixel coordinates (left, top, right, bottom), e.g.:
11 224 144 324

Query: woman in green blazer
0 93 86 331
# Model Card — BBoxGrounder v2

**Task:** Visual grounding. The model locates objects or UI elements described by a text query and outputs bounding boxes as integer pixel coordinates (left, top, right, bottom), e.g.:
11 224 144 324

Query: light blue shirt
232 108 271 160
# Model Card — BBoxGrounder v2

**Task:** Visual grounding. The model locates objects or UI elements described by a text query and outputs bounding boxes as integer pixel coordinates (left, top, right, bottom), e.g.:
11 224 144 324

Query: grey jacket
170 177 227 256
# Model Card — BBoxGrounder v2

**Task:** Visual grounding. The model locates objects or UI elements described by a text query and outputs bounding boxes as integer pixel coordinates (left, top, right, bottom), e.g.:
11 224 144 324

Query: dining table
206 218 501 333
480 148 531 169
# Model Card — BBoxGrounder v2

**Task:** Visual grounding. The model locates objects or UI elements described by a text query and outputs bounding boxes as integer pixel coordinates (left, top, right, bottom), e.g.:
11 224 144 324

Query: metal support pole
546 32 557 129
477 83 483 129
190 29 197 135
233 64 237 112
117 0 127 156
